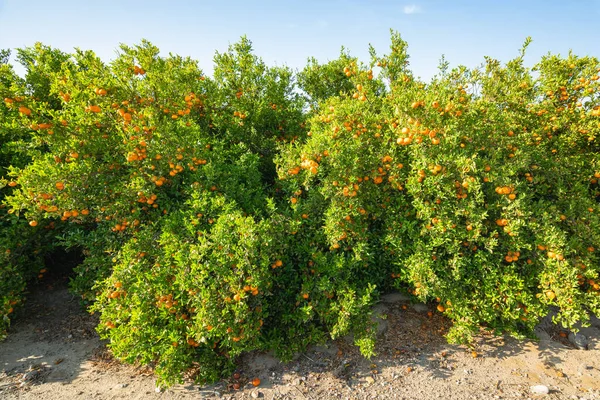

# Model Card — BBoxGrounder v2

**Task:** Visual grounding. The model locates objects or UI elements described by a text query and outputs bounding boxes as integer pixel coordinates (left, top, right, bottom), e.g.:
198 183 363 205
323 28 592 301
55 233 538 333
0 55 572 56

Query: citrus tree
0 45 73 339
279 31 600 344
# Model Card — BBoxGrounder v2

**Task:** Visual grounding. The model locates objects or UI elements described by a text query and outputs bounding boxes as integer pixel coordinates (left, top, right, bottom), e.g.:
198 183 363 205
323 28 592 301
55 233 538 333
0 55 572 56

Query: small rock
589 314 600 328
411 303 428 313
380 292 411 303
251 391 263 398
374 318 389 337
155 386 162 393
530 385 550 395
568 332 589 350
365 376 375 385
116 383 128 389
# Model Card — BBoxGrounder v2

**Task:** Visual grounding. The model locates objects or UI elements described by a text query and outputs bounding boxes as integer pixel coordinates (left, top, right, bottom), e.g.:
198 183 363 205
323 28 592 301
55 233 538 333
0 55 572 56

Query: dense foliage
1 32 599 386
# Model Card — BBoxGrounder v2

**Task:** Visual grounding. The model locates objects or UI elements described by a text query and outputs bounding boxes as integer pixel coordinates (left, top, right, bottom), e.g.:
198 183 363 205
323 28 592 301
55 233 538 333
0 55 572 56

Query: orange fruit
495 219 508 227
18 106 32 116
55 182 65 190
29 220 38 227
86 105 101 113
252 378 261 387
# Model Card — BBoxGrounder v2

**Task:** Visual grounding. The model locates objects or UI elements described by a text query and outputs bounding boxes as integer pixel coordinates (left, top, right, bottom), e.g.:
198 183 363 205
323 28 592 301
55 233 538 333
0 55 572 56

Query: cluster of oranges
126 144 148 162
156 293 178 311
132 65 146 75
300 157 319 174
495 185 517 200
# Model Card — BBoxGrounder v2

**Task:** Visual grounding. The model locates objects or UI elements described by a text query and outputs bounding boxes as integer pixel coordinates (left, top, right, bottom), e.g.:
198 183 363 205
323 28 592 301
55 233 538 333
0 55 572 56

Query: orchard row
0 33 599 386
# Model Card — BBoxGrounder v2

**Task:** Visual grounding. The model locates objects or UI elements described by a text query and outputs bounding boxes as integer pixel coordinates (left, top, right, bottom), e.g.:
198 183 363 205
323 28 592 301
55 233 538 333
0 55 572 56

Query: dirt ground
1 277 599 400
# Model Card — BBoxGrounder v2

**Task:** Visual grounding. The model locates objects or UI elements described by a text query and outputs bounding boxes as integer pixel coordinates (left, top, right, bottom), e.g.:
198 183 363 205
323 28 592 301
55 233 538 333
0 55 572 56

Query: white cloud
403 4 421 14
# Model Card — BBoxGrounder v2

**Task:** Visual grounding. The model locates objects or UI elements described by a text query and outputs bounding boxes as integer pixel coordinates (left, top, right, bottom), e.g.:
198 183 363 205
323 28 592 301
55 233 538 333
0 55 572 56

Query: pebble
155 386 162 393
116 383 128 389
365 376 375 385
251 390 262 398
568 332 589 350
530 385 549 395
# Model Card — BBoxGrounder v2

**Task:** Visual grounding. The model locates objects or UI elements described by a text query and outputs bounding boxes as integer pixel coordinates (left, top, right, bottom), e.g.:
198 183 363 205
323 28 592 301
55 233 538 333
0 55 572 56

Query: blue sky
1 0 599 81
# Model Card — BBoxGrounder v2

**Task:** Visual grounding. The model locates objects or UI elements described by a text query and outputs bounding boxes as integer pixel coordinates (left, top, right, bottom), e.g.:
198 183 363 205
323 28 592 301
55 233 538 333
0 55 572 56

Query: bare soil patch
1 280 599 400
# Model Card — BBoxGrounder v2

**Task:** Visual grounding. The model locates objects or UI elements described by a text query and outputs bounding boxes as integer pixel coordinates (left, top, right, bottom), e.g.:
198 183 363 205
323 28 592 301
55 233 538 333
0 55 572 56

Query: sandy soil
1 278 599 400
